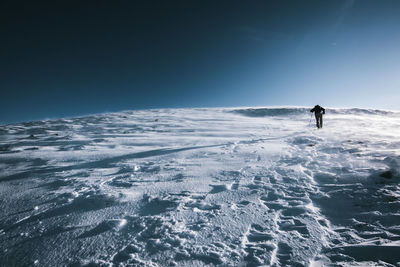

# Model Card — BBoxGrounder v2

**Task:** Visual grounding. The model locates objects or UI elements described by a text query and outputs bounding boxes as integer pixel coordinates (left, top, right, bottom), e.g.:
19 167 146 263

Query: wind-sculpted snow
231 107 309 117
232 107 399 117
1 107 400 266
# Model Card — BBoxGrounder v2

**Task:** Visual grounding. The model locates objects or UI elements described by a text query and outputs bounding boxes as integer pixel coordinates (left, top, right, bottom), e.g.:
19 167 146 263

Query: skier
310 105 325 128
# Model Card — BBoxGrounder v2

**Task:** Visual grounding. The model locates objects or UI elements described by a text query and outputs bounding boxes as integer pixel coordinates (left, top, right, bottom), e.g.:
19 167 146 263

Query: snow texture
1 107 400 266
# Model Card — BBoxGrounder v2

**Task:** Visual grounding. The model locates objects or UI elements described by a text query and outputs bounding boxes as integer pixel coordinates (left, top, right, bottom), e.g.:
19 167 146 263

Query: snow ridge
231 107 399 117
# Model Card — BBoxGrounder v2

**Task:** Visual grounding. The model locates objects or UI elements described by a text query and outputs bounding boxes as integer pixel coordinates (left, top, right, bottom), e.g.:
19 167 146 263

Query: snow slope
0 107 400 266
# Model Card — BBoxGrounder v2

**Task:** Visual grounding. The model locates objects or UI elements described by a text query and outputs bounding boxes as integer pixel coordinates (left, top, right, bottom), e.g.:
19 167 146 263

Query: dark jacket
310 105 325 114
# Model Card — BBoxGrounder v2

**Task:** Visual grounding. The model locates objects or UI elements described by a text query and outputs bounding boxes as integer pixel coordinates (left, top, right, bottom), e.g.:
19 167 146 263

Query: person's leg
315 114 320 128
320 115 323 128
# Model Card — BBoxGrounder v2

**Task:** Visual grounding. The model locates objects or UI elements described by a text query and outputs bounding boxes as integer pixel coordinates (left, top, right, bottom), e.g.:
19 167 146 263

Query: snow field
0 107 400 266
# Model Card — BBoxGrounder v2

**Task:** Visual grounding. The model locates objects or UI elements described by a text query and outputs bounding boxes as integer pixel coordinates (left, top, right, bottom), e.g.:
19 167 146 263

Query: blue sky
1 0 400 124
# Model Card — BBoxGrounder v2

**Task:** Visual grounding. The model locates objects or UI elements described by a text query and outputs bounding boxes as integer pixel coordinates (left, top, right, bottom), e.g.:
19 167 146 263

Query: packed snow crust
0 107 400 266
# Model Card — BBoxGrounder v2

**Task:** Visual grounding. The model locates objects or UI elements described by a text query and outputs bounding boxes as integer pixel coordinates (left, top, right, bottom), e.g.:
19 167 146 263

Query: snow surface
1 107 400 266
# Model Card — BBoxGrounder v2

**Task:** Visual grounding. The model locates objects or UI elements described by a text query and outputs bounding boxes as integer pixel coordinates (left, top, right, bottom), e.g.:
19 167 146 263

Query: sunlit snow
1 107 400 266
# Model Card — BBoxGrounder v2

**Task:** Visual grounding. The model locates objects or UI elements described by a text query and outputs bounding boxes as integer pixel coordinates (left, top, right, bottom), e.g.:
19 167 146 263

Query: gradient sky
1 0 400 124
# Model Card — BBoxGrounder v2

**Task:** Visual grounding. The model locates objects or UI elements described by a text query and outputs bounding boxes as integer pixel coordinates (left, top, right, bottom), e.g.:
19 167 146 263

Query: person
310 105 325 128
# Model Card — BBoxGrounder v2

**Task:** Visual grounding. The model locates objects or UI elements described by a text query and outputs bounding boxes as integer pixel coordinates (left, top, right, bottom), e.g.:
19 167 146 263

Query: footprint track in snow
243 223 276 266
278 218 310 238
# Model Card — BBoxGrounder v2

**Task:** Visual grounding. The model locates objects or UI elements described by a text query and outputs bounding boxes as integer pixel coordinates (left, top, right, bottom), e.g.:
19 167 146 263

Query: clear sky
1 0 400 124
